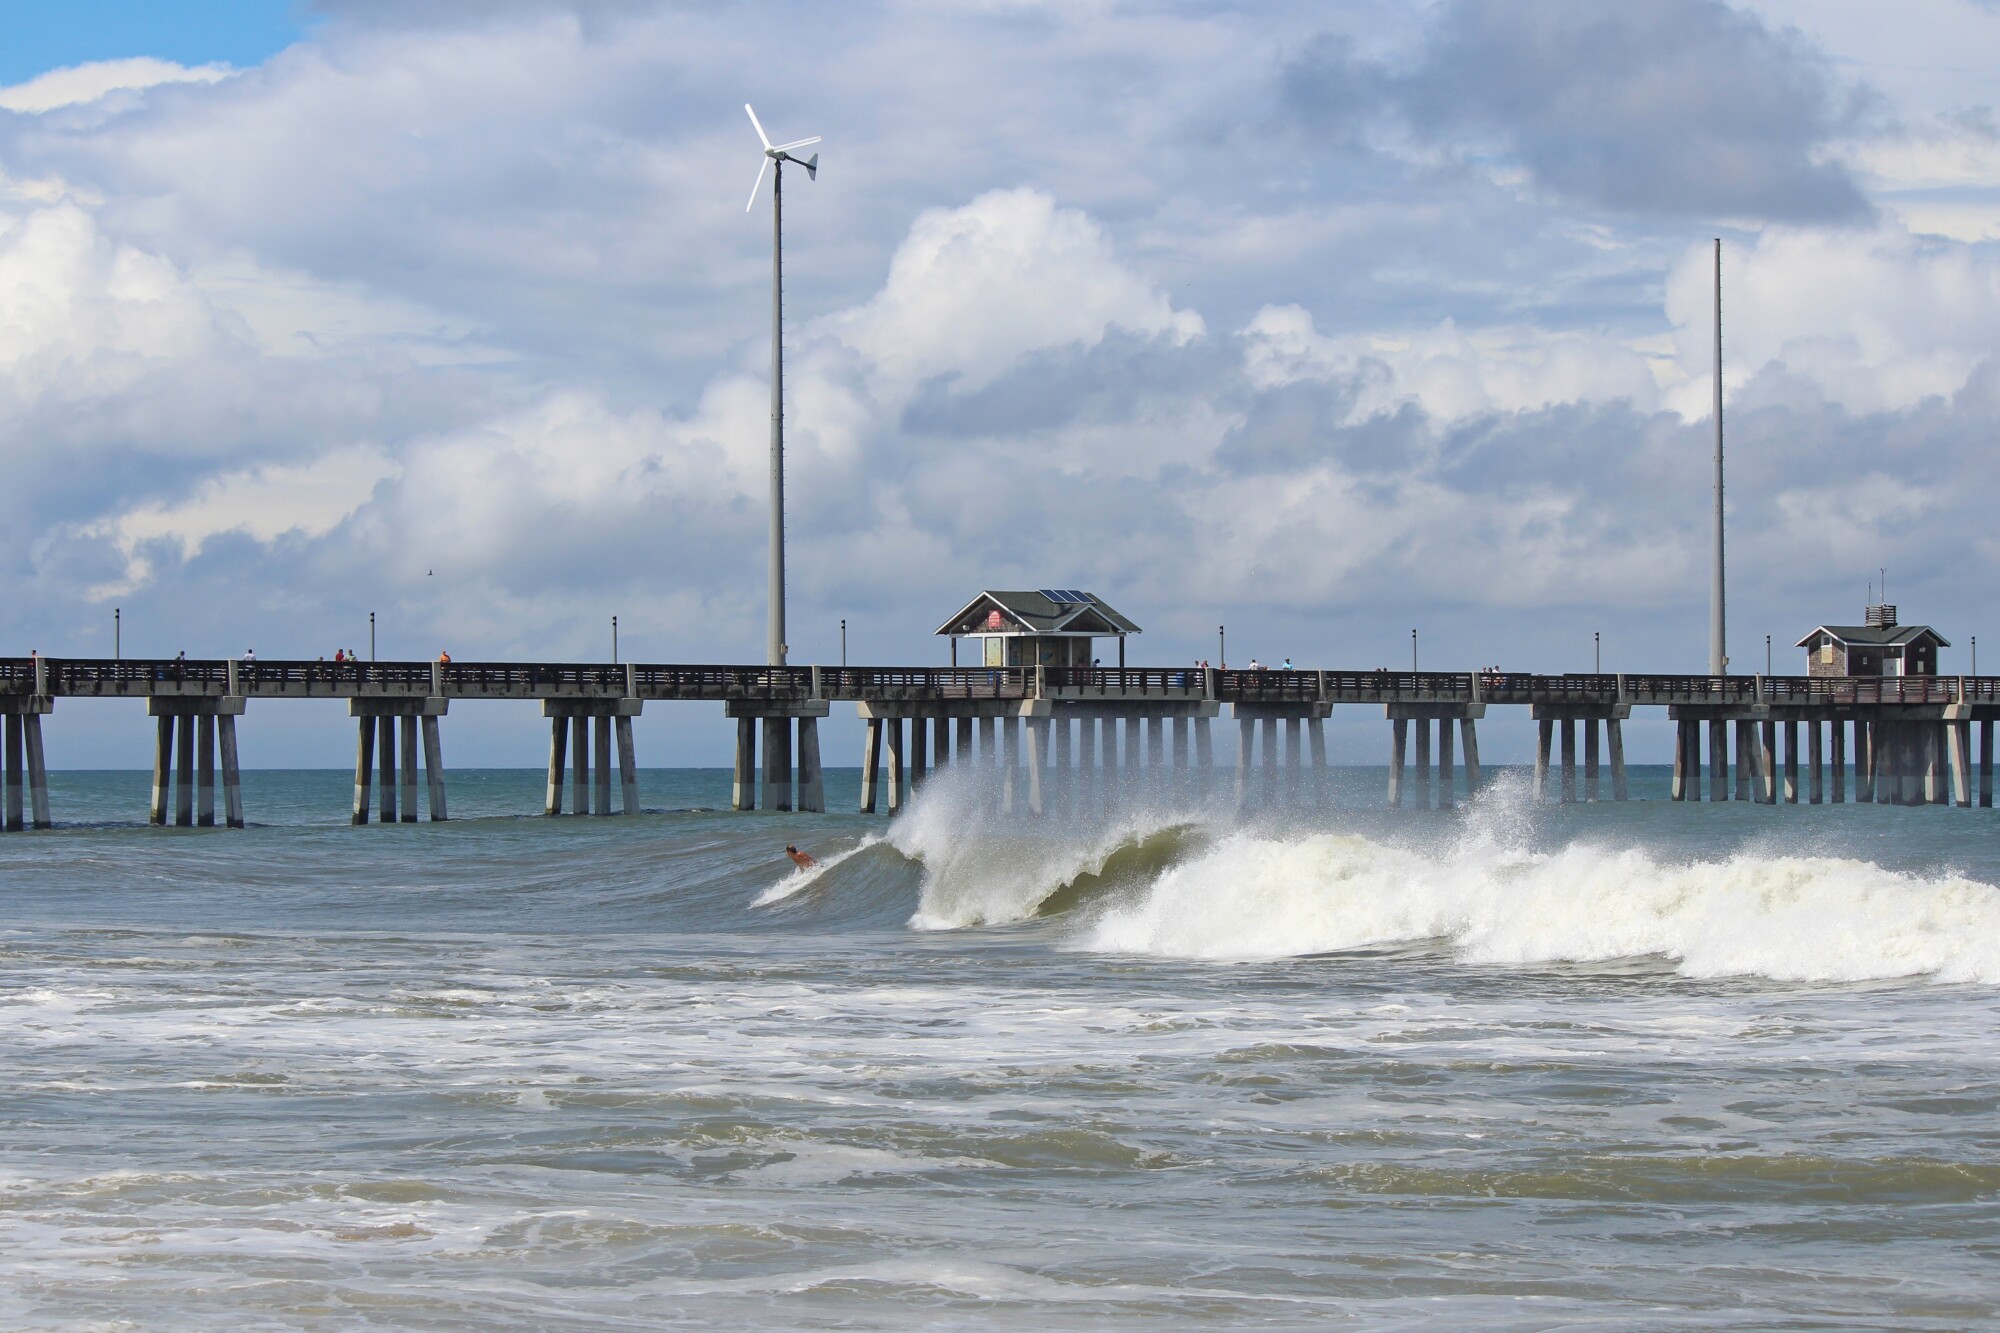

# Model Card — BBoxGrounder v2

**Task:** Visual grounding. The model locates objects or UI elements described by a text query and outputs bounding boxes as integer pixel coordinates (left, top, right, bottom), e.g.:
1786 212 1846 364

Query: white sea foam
1078 828 2000 982
896 767 2000 983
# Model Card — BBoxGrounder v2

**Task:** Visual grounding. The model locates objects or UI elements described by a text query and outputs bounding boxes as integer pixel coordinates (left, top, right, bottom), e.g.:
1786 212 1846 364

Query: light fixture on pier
744 103 821 669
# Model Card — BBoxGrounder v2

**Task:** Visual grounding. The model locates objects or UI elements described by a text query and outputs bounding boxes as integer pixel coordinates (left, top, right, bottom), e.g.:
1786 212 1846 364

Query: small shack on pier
936 590 1140 668
1796 604 1948 677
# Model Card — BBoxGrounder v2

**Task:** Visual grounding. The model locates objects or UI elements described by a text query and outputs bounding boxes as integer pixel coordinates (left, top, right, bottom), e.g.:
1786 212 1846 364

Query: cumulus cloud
2 0 2000 767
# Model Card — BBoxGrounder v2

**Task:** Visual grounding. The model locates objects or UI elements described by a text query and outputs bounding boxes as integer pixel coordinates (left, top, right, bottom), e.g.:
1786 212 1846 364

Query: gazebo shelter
1796 603 1949 677
936 589 1141 669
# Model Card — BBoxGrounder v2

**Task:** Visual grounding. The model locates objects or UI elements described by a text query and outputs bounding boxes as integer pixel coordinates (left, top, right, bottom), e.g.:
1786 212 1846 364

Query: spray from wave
891 764 2000 984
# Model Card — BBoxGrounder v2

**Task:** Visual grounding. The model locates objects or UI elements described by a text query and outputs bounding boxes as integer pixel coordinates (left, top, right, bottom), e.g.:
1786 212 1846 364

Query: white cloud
0 58 231 113
1663 225 2000 416
1242 303 1664 420
86 445 399 594
827 188 1203 399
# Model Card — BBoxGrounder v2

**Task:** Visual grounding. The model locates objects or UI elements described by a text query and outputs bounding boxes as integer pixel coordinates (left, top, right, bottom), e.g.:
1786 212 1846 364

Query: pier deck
3 658 1995 827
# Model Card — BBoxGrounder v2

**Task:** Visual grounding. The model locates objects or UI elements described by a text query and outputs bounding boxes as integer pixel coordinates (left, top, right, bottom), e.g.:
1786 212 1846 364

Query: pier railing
6 657 2000 710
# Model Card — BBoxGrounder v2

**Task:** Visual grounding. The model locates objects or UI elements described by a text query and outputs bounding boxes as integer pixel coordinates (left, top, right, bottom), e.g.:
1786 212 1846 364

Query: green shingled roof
936 591 1141 637
1794 624 1950 648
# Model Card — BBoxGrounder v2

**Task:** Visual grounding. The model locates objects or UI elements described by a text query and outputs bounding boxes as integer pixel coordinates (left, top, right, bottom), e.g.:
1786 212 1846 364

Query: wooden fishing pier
3 654 1997 829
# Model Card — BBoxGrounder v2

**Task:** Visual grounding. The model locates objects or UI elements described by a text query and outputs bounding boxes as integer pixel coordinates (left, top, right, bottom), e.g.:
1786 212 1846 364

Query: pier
4 655 1999 828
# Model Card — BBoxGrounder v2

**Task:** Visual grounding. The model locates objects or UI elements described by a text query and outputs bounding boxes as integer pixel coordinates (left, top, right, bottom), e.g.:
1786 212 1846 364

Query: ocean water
4 762 2000 1330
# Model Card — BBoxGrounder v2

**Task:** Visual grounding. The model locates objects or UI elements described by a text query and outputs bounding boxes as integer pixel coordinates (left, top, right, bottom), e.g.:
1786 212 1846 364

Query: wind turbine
745 103 819 668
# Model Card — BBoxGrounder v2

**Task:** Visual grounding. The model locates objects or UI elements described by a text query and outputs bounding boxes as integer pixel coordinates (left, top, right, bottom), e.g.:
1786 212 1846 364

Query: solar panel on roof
1037 588 1095 605
1038 588 1065 603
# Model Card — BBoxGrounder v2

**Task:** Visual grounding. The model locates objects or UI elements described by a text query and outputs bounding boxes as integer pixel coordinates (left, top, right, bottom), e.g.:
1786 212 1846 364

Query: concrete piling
355 715 377 825
887 717 906 815
1438 716 1455 809
733 718 756 811
1460 717 1482 792
859 717 881 814
1391 718 1409 808
175 711 196 826
1583 718 1599 801
796 717 824 813
593 715 613 817
546 716 569 816
1607 719 1627 801
422 715 447 822
400 716 420 824
1558 718 1575 803
377 714 397 824
3 712 22 832
197 713 217 827
1533 718 1550 802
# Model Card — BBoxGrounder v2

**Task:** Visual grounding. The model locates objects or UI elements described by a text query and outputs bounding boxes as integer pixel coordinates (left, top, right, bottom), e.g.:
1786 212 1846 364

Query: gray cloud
1285 0 1873 223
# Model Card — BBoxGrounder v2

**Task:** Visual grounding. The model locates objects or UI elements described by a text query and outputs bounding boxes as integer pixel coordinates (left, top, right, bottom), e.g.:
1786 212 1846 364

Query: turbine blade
744 103 771 149
745 157 769 212
772 135 821 152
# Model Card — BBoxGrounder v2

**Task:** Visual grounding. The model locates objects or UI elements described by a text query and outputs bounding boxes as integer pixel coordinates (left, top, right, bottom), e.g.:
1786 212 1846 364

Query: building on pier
936 590 1139 669
1797 604 1947 677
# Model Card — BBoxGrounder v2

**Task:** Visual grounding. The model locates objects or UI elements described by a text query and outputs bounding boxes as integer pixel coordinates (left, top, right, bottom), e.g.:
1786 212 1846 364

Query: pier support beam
400 716 420 824
219 715 244 828
733 718 756 811
1982 720 1994 809
2 712 22 832
1807 721 1822 805
422 715 447 822
796 717 823 814
762 716 791 813
1560 718 1576 804
18 712 51 830
378 714 397 824
153 715 173 826
886 717 907 815
1534 718 1551 802
859 718 881 814
1734 720 1753 803
1391 718 1409 808
1438 716 1455 809
176 710 196 827
1607 719 1628 802
1415 715 1433 809
1949 719 1972 808
571 709 589 816
195 713 216 827
1583 718 1599 802
1760 720 1778 805
1858 720 1876 803
1709 720 1728 802
1460 717 1481 793
355 714 377 825
546 715 568 817
1671 719 1690 801
1781 721 1798 804
1831 720 1846 804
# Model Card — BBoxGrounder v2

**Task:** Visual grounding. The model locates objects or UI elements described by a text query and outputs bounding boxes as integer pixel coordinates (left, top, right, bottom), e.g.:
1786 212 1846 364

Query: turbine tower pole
1710 238 1726 677
769 157 787 668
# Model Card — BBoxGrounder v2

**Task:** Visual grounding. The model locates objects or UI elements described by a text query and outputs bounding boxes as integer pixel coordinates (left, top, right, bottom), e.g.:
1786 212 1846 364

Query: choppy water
5 764 2000 1330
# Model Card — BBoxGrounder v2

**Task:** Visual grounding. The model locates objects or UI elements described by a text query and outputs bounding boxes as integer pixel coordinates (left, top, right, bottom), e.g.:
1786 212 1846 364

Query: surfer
785 844 819 870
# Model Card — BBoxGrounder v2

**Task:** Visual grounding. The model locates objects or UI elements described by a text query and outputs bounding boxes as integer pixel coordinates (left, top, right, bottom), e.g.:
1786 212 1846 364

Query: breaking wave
888 766 2000 984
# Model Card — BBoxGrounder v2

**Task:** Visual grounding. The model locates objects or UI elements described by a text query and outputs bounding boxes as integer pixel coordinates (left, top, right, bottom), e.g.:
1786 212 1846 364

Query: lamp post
1411 628 1418 673
1975 636 1979 676
1594 630 1600 674
1218 625 1225 670
114 607 120 660
370 611 376 662
612 615 619 664
841 618 847 669
1765 634 1771 676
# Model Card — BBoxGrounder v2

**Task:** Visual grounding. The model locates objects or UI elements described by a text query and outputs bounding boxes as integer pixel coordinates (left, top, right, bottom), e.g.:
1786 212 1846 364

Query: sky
6 0 2000 769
